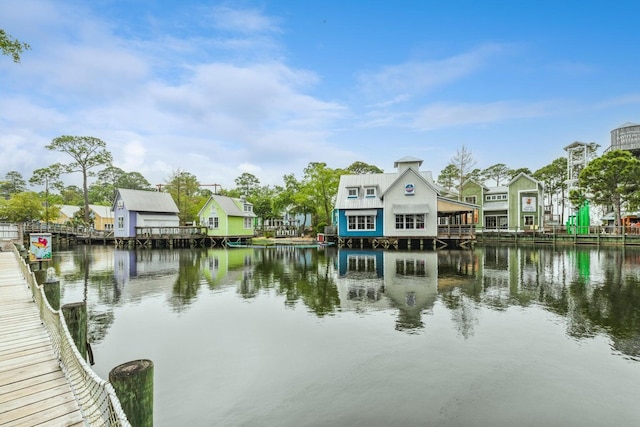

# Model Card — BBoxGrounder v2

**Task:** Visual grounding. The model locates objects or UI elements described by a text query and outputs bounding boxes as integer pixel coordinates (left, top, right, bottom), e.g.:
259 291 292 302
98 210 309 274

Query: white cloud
209 6 280 34
356 43 509 103
411 101 556 130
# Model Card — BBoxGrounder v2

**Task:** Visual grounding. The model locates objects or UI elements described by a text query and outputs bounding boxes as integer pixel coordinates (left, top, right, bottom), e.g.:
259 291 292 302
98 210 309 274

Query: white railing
13 245 131 426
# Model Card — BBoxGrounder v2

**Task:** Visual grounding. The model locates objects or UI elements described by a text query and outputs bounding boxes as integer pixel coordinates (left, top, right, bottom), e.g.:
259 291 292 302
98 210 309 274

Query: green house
461 173 544 232
197 194 256 237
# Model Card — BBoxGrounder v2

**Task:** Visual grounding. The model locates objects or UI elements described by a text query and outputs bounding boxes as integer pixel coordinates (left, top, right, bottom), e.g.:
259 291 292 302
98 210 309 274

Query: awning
137 213 180 222
392 203 430 214
344 210 378 216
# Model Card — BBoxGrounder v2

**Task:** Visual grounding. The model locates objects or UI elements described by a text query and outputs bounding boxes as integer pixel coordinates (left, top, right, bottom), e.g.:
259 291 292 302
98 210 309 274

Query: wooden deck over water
0 252 84 427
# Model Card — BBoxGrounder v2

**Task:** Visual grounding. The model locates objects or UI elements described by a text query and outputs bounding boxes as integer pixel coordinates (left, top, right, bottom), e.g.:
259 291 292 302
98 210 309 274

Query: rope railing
12 245 131 427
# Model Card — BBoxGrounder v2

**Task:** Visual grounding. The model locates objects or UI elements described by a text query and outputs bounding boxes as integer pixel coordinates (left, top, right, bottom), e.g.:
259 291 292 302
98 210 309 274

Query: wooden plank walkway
0 251 85 427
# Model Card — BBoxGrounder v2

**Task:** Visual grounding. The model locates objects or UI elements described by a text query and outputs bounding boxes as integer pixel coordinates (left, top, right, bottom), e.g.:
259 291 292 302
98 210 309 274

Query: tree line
0 136 386 232
2 137 639 231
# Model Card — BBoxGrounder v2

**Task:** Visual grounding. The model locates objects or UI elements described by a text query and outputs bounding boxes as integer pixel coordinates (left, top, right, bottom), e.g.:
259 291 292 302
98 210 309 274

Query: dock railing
12 244 131 426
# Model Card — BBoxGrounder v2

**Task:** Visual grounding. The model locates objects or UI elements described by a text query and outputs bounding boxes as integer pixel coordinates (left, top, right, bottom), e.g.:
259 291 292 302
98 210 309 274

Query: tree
0 29 30 63
0 171 27 198
252 185 277 231
59 185 84 206
88 166 152 205
165 170 203 225
302 162 341 228
467 168 484 183
482 163 511 186
46 136 113 224
510 167 532 178
0 192 43 222
274 174 315 232
119 171 152 191
534 157 568 223
451 145 477 200
575 150 640 227
437 164 458 191
234 173 260 198
30 165 64 227
344 161 384 174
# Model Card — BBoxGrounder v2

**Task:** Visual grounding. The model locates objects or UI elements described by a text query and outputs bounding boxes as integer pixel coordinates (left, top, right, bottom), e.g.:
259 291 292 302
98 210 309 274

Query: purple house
113 188 180 238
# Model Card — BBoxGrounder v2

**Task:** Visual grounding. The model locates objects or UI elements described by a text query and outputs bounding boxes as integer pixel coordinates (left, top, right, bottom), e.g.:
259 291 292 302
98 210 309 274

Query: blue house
334 156 476 249
113 188 180 238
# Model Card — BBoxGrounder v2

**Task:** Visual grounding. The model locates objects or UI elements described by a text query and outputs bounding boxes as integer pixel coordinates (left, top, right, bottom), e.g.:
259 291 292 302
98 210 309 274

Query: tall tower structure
564 141 599 191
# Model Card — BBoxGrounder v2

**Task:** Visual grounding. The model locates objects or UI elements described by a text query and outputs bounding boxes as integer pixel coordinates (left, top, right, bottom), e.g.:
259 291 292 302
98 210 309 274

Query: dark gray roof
116 189 179 213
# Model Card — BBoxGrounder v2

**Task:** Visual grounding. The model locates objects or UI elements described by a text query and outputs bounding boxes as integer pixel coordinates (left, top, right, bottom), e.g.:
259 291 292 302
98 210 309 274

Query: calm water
52 244 640 426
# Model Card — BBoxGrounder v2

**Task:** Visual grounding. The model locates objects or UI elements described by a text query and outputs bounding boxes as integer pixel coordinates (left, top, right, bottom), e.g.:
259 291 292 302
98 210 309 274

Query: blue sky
2 0 640 190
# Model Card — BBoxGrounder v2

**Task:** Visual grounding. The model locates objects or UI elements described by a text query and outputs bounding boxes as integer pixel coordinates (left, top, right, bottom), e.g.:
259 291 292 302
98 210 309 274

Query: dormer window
244 203 252 212
365 187 376 198
347 187 359 198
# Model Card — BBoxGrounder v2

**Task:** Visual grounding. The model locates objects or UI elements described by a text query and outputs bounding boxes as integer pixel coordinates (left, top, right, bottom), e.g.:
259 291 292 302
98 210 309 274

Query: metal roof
116 189 179 213
207 194 257 217
335 170 436 209
393 156 423 167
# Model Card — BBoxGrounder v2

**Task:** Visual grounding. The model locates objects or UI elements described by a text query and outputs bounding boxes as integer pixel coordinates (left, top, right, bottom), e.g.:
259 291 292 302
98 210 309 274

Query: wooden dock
0 251 84 427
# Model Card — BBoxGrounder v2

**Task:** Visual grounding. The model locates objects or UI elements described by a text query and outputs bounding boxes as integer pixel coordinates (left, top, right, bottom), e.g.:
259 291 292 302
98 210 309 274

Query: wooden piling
43 279 60 310
109 359 154 427
61 301 87 359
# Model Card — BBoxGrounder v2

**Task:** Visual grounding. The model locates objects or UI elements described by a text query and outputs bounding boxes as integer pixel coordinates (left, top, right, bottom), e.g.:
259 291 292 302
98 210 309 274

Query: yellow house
54 205 114 231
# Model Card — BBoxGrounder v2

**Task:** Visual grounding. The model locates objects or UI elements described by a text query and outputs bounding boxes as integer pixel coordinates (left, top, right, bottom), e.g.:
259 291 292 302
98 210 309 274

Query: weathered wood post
33 266 47 285
43 268 60 311
61 302 87 359
109 359 154 427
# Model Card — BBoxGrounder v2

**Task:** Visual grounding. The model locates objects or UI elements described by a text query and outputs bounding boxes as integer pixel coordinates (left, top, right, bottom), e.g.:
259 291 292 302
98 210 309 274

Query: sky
3 0 640 191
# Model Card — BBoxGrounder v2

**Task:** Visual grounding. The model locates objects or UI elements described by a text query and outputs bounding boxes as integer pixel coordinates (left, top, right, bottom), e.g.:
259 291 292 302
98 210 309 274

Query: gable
199 195 256 218
380 168 439 199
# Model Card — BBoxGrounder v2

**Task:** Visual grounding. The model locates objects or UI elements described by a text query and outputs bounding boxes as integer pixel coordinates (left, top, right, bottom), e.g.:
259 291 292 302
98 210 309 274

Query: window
347 215 375 230
465 196 477 204
485 215 508 229
365 187 376 198
524 216 534 226
395 214 425 230
244 218 253 229
243 204 252 212
485 194 507 201
347 187 359 198
208 217 219 229
117 216 124 230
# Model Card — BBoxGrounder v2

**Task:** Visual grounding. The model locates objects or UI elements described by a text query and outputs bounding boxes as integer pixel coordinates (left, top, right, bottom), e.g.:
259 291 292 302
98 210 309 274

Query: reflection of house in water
202 248 255 289
336 250 387 312
335 249 438 331
383 252 438 331
113 249 181 299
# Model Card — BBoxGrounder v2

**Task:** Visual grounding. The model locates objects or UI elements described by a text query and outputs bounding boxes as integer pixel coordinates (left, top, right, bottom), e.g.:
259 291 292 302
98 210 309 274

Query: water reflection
53 244 640 361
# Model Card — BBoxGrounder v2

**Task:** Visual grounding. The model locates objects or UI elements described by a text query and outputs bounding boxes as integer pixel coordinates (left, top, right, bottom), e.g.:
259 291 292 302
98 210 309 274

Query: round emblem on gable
405 183 415 194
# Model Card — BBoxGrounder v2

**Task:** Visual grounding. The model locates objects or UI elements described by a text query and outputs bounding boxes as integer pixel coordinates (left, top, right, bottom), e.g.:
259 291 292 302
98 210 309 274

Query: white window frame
365 187 376 198
244 217 253 229
395 214 425 230
117 216 124 230
347 215 375 231
347 187 359 198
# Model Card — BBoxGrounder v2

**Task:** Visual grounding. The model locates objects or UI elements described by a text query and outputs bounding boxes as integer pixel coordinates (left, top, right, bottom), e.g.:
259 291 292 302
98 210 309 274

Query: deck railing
135 225 208 237
437 224 476 237
12 245 131 426
476 225 640 236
